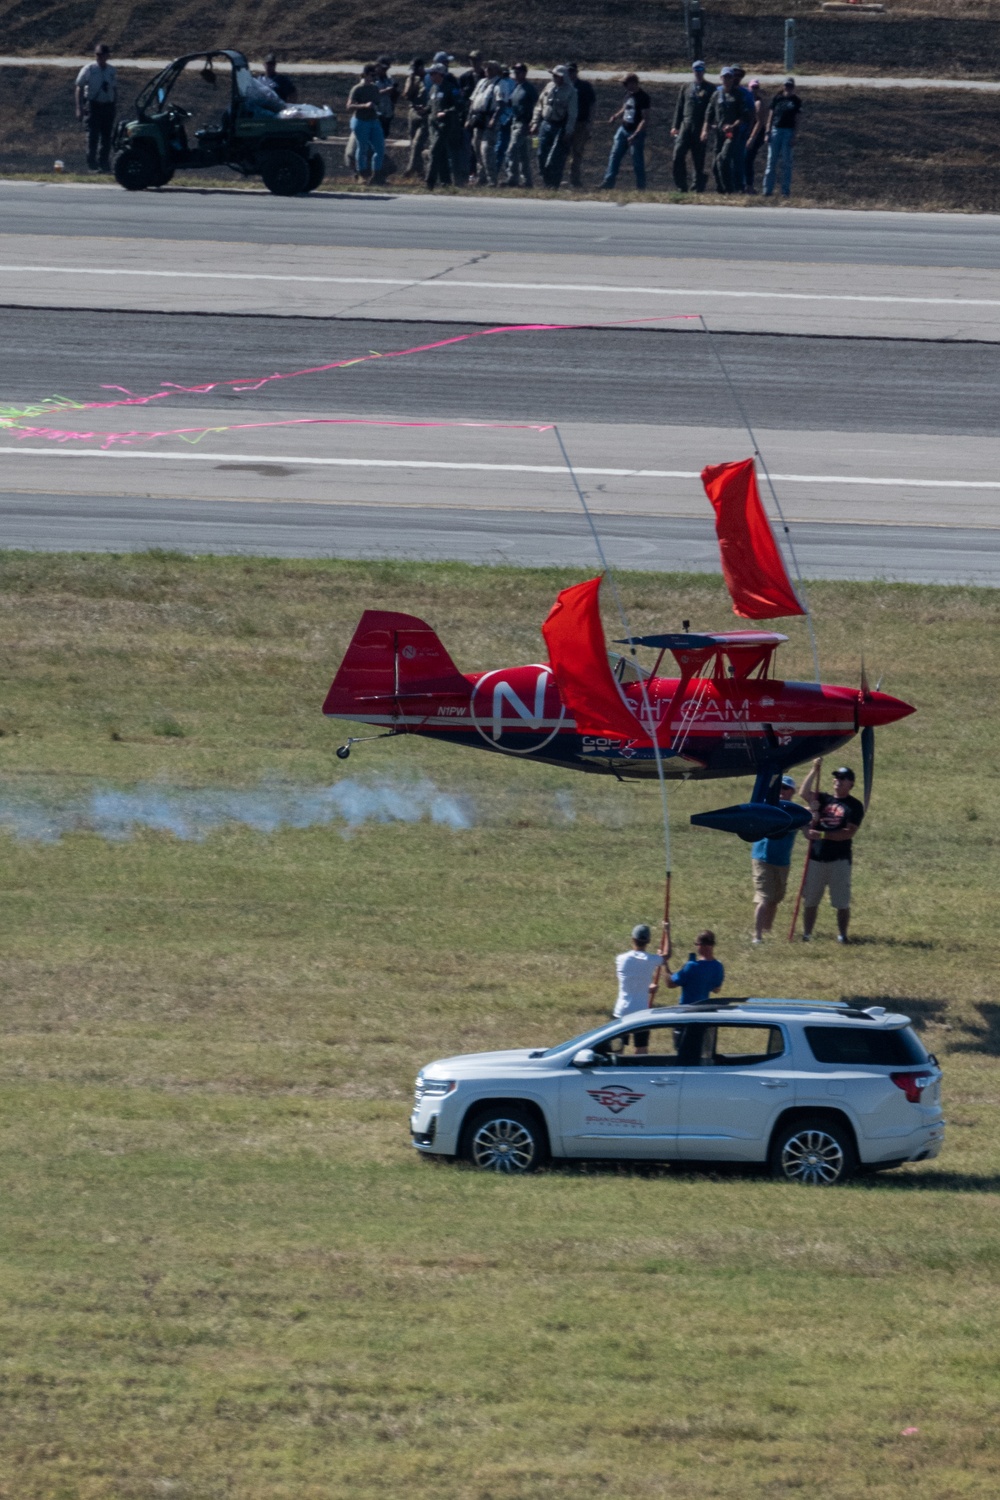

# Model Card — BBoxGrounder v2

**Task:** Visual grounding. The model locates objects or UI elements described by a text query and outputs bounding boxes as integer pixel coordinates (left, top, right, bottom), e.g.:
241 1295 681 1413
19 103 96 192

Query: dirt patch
7 65 1000 213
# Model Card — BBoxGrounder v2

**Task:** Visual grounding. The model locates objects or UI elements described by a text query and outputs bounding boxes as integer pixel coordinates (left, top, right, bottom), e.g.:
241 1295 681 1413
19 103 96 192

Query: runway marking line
3 264 1000 308
2 446 1000 490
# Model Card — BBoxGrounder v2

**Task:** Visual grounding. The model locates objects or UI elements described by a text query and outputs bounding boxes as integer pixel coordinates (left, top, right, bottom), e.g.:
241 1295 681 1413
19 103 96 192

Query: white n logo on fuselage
490 672 548 741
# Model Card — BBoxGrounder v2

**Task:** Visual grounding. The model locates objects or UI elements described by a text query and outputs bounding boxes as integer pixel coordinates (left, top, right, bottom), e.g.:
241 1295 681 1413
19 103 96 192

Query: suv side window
597 1024 695 1068
699 1025 785 1066
805 1025 929 1066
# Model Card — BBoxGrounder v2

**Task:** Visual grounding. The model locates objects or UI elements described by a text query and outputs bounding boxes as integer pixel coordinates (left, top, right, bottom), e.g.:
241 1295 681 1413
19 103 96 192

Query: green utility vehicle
112 50 335 194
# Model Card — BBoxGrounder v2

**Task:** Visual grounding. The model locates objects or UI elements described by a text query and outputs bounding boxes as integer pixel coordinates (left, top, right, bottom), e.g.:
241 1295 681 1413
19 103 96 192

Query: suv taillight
890 1071 933 1104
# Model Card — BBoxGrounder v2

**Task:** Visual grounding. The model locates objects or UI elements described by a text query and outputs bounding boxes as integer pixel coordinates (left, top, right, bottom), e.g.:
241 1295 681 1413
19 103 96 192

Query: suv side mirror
571 1049 600 1068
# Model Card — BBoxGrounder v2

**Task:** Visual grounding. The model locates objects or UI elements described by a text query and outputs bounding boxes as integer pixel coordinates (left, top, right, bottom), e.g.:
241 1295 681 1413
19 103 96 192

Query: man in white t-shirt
75 43 117 173
613 924 668 1055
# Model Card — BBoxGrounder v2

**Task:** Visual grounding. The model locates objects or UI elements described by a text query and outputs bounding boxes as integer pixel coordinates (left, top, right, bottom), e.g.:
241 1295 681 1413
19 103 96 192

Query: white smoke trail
0 778 474 844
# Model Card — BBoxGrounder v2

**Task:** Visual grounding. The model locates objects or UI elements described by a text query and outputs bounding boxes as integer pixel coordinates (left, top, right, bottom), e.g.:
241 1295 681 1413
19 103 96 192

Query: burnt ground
5 1 1000 77
6 66 1000 214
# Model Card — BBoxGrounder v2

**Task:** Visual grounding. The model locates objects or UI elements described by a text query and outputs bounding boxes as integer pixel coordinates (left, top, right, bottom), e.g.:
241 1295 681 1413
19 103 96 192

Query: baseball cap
428 60 445 73
749 77 761 87
376 54 392 66
552 64 568 77
784 76 796 85
720 66 734 77
781 775 796 788
432 50 452 64
632 924 651 943
692 60 706 70
833 766 855 781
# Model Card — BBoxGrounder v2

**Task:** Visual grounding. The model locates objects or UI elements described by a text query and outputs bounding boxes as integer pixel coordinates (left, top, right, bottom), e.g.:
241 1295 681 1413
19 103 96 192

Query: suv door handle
761 1081 789 1089
651 1077 679 1087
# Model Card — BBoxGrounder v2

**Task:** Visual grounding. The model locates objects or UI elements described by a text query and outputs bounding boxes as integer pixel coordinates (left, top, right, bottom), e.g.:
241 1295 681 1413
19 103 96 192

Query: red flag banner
541 576 646 742
701 457 805 619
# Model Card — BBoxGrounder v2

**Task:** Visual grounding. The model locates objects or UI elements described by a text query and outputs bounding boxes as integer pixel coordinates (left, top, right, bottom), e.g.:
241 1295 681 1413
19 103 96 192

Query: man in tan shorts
799 761 865 943
751 775 799 943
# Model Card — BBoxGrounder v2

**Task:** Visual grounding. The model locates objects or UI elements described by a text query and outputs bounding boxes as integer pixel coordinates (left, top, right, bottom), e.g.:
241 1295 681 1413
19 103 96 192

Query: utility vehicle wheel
306 153 326 191
770 1116 857 1186
460 1105 548 1174
259 150 310 196
114 147 160 191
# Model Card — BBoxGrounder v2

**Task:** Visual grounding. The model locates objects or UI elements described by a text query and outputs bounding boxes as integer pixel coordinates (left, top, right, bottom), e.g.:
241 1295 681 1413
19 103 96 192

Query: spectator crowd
70 43 802 197
344 53 802 197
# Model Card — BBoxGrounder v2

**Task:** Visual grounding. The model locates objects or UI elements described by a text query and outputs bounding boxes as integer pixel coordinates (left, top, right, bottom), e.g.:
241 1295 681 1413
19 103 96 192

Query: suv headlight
414 1077 457 1103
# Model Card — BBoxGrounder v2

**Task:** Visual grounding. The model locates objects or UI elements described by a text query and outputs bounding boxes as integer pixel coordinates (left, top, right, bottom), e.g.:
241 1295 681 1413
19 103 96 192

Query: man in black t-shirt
600 73 651 190
798 761 865 943
260 53 297 104
763 77 802 197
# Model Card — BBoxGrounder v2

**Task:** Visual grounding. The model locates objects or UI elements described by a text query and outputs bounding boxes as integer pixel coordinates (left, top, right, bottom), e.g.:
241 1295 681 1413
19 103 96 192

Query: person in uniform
424 61 466 190
702 66 752 194
75 43 117 174
670 60 712 192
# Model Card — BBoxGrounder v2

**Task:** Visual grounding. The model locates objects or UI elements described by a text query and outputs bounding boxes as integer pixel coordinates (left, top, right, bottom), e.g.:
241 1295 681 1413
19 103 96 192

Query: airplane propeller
861 724 875 812
859 658 874 811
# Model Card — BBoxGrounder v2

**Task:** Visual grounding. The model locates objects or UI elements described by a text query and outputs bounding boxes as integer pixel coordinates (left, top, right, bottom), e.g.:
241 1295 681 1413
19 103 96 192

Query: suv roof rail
738 998 852 1012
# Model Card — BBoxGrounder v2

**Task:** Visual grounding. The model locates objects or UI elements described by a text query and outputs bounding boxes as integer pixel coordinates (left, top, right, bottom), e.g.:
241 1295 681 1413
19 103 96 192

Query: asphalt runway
4 182 1000 268
2 493 995 584
0 190 995 582
4 310 1000 436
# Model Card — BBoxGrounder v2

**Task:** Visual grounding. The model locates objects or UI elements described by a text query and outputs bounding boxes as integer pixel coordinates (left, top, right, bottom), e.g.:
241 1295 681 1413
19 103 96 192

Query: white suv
410 1000 944 1185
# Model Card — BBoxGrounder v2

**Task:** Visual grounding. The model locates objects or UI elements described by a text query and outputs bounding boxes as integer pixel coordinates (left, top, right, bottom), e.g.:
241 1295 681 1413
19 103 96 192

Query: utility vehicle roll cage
134 49 249 120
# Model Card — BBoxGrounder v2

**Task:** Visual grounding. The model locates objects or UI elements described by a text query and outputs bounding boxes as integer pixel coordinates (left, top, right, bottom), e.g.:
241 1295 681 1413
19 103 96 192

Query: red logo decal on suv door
587 1086 646 1114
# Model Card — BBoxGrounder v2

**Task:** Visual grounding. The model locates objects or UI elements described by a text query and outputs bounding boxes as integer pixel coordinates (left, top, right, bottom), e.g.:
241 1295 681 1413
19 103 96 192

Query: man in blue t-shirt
751 775 799 944
664 930 724 1005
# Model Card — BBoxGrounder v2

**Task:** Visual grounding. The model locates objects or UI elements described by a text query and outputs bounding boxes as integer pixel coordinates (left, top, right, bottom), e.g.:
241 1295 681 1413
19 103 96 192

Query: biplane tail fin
323 610 470 719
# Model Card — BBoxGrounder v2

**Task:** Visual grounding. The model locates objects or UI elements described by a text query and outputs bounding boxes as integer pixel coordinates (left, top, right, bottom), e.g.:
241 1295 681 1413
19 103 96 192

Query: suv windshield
805 1025 929 1066
540 1026 608 1058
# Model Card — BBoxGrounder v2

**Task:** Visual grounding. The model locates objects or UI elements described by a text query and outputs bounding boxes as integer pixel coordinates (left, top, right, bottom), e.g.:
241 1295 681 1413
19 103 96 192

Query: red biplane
323 458 915 842
322 585 913 841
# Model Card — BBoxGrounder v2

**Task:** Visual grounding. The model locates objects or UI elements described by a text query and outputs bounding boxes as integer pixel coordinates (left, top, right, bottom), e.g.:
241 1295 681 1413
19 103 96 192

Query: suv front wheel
770 1116 857 1186
460 1105 548 1174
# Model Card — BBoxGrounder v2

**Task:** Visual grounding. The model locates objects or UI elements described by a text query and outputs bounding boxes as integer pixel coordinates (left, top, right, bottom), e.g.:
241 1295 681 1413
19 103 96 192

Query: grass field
0 551 998 1499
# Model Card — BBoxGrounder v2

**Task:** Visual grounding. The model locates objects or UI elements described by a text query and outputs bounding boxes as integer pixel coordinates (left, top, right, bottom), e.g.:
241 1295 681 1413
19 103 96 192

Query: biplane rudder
323 610 470 718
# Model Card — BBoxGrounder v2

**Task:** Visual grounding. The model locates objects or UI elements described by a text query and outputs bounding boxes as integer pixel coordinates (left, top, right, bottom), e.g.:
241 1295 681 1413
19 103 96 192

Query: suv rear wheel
770 1116 857 1186
259 149 310 196
460 1105 548 1173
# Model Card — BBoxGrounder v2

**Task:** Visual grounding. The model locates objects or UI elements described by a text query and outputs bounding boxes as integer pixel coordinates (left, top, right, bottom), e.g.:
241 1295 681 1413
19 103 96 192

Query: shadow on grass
949 1001 1000 1057
846 936 938 951
542 1160 1000 1192
841 994 949 1030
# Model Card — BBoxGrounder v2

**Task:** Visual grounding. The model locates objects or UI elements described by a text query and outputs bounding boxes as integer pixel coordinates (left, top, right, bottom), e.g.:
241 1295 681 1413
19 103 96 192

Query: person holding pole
612 923 670 1056
797 760 864 943
751 775 800 943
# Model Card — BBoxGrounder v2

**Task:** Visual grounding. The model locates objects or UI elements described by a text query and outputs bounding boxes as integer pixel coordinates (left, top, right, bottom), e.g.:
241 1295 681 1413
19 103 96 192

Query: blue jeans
351 116 385 173
601 126 646 190
763 129 794 196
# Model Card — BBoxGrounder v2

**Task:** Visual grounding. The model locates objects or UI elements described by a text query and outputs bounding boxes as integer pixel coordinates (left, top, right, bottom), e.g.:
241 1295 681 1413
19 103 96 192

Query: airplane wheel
259 150 310 196
306 153 326 192
113 146 160 191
